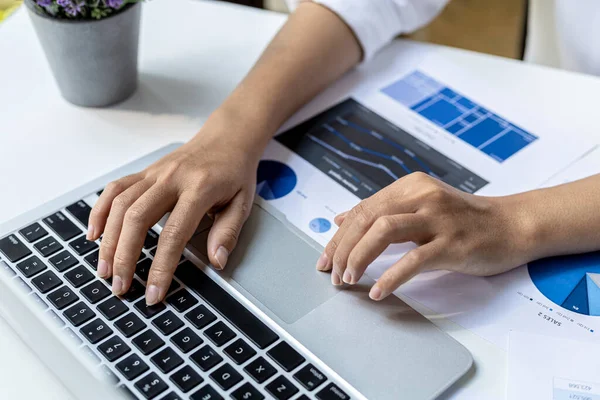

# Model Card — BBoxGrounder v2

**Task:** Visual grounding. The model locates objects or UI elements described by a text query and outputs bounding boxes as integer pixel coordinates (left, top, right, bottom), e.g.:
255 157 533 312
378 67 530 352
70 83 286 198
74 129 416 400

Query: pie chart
309 218 332 233
256 160 298 200
528 251 600 316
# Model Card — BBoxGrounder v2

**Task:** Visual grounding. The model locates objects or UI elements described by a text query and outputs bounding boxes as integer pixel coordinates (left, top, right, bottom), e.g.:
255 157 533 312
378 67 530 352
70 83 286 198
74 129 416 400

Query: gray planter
25 1 141 107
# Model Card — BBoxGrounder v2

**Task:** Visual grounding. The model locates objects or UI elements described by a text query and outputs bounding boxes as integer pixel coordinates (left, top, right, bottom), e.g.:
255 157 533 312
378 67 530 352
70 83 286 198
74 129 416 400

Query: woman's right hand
87 118 261 306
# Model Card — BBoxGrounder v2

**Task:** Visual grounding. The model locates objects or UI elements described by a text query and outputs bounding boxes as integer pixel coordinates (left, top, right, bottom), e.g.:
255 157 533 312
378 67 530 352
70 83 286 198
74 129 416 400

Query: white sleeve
284 0 449 61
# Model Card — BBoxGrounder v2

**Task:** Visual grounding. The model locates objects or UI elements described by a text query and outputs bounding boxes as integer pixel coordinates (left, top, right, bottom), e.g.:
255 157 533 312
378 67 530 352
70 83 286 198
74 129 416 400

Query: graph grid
276 99 488 199
382 71 538 162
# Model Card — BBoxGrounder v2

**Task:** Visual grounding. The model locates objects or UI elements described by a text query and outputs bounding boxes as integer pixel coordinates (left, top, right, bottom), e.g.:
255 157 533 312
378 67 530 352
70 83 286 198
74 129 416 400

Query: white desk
2 1 600 398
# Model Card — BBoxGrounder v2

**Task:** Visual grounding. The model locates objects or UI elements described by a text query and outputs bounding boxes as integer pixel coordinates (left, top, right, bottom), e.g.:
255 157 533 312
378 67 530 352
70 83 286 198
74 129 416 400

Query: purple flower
56 0 70 6
36 0 52 6
106 0 124 9
64 0 85 16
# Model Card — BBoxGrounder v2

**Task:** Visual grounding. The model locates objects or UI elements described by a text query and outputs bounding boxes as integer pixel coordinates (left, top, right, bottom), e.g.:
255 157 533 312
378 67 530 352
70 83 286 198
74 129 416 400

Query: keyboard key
266 376 299 400
132 330 165 355
98 335 131 362
115 313 146 337
69 236 98 256
31 293 48 310
17 256 46 278
122 279 145 302
97 296 128 320
267 342 305 372
32 270 62 294
19 222 48 243
15 277 32 293
167 279 181 294
171 327 203 353
316 383 350 400
135 258 152 281
151 347 183 374
185 305 217 330
224 338 256 365
34 237 63 258
160 393 181 400
64 302 95 326
66 201 92 228
84 250 99 270
152 311 184 336
176 262 279 349
231 383 264 400
0 234 32 263
296 396 310 400
81 280 111 304
204 321 235 347
244 357 277 384
117 353 149 381
99 365 119 385
191 345 223 372
64 265 94 288
294 364 327 391
43 212 81 241
80 318 113 344
170 365 203 393
210 363 242 391
144 230 159 250
47 285 79 310
191 385 223 400
135 372 168 399
166 289 198 313
49 250 78 272
0 260 16 277
135 298 166 319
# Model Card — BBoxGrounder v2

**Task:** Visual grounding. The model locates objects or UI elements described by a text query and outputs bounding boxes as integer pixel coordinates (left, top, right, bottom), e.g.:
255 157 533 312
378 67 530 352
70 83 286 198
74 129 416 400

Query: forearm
199 2 361 158
504 174 600 262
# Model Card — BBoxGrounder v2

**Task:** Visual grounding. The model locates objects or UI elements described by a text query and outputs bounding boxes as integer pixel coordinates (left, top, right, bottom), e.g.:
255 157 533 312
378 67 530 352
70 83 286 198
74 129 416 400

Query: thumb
206 191 253 270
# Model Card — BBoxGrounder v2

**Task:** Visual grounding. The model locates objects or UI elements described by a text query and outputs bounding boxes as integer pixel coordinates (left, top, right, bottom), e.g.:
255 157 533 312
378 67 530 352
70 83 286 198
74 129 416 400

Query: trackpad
189 204 339 324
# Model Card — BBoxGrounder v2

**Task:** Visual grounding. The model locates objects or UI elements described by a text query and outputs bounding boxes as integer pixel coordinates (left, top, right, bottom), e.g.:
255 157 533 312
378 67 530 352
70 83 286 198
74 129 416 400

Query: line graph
276 99 488 199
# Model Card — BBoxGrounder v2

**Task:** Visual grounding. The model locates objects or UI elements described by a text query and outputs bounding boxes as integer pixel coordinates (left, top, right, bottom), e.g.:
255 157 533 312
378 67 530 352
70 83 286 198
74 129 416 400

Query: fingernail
146 285 160 306
215 246 229 270
342 269 353 284
97 259 108 278
86 224 95 240
112 276 123 295
331 271 342 286
369 286 383 301
316 253 328 271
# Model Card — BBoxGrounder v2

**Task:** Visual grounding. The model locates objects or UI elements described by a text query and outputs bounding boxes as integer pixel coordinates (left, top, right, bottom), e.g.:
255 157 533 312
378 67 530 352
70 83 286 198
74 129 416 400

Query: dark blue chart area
256 160 298 200
382 71 538 162
276 99 488 199
529 251 600 316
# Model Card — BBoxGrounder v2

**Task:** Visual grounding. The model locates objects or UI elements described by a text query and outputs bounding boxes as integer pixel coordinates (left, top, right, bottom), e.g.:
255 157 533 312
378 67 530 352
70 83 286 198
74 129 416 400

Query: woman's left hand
316 172 534 301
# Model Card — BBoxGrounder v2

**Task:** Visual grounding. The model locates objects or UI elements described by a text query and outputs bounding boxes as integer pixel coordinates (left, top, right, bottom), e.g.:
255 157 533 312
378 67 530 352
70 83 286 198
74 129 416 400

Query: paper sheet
259 49 600 349
507 331 600 400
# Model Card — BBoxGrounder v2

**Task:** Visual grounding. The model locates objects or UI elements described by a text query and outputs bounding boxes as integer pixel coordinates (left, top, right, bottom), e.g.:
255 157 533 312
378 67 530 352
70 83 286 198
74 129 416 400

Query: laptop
0 143 472 400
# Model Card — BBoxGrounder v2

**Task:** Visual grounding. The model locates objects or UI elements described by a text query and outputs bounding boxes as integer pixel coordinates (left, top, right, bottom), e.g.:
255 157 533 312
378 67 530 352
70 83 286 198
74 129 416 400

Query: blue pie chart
309 218 332 233
256 160 298 200
528 251 600 316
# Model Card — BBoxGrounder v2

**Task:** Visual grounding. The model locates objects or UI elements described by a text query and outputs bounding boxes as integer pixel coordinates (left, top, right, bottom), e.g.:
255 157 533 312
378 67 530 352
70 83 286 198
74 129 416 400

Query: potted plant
25 0 142 107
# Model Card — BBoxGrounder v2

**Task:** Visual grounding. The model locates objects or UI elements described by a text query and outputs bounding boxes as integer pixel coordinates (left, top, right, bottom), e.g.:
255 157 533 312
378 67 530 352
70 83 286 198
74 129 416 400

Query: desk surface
2 1 600 398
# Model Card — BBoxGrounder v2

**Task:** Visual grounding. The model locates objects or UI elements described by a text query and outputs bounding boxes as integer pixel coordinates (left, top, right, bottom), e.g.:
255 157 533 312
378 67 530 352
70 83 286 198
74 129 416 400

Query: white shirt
285 0 600 76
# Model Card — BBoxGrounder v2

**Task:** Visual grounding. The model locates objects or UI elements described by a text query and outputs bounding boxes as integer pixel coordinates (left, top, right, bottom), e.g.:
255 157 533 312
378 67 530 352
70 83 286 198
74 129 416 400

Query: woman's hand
317 172 535 301
87 120 261 305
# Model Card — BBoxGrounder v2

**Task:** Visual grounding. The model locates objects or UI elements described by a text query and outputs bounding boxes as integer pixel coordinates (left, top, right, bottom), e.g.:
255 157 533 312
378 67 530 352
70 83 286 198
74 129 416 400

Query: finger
333 211 348 227
344 214 430 284
206 191 253 270
146 193 207 305
87 174 142 240
370 241 443 301
110 184 177 286
98 180 153 291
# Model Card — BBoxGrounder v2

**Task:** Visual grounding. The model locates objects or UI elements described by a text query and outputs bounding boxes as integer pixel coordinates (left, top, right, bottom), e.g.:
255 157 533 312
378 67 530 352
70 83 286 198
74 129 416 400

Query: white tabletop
2 1 600 398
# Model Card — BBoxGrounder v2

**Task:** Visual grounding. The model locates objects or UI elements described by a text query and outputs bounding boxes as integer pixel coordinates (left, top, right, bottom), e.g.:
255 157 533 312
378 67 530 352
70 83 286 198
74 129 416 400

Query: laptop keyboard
0 194 351 400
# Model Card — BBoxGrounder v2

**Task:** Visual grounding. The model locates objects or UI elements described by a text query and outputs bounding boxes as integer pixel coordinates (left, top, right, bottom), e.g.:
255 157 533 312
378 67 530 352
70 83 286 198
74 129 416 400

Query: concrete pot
25 1 141 107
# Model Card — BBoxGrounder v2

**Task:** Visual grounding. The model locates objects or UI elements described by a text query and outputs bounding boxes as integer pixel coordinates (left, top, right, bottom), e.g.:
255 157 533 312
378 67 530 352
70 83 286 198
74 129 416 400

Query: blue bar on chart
382 71 538 162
